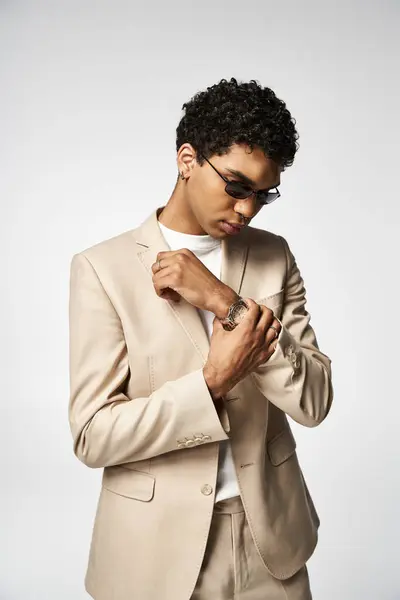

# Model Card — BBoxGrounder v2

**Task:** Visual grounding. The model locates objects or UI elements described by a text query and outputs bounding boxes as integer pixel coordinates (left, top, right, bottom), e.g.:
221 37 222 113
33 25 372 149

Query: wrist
202 364 223 401
210 286 240 320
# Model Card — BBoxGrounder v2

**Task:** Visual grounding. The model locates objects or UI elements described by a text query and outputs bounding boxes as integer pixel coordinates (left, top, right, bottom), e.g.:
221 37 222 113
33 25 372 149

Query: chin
209 222 225 239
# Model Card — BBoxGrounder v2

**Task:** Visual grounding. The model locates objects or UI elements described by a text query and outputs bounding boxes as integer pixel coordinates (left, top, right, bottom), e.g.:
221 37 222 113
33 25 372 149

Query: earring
180 171 185 180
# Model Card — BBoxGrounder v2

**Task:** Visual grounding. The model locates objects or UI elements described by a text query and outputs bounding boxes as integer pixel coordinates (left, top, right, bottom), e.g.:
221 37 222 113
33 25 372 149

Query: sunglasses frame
199 153 281 205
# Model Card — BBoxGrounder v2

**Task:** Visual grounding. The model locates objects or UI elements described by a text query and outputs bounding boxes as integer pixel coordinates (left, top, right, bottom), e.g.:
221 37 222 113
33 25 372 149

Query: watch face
233 305 247 321
230 299 249 323
221 298 249 330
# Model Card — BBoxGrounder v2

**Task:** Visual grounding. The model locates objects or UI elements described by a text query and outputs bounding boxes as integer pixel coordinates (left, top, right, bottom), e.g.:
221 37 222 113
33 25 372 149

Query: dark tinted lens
225 181 252 199
258 190 280 205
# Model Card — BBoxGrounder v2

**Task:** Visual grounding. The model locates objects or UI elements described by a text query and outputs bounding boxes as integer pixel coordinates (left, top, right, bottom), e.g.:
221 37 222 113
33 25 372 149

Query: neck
158 185 207 235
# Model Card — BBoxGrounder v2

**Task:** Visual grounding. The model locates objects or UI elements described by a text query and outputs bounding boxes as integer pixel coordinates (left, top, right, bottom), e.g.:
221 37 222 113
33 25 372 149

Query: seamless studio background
1 1 399 599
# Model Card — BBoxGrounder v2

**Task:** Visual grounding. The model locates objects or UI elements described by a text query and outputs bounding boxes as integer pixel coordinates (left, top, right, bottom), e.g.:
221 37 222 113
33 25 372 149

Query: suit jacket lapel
133 206 250 364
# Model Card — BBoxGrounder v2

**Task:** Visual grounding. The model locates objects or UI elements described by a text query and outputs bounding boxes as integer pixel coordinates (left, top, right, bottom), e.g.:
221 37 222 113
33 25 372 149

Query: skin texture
152 142 282 400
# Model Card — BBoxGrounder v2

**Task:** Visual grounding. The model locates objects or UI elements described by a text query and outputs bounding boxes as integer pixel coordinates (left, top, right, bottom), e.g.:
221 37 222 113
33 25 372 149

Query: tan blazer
68 206 333 600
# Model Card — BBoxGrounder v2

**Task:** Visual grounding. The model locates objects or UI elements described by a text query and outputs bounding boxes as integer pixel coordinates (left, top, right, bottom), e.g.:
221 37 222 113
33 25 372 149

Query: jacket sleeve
68 252 230 469
251 235 334 427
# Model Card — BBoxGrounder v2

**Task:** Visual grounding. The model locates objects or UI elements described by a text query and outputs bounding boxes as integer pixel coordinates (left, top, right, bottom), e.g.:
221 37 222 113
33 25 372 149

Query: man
68 77 333 600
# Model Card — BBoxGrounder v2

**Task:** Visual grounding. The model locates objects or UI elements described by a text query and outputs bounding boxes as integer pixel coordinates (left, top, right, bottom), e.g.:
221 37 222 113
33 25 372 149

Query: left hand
151 249 238 315
203 298 282 398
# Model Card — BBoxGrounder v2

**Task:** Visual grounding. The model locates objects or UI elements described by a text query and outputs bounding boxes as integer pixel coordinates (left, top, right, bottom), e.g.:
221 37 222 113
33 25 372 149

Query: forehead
215 144 281 187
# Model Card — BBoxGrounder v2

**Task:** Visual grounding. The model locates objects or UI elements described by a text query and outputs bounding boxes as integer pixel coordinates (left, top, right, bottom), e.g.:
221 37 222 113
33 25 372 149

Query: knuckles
156 249 192 260
259 304 274 316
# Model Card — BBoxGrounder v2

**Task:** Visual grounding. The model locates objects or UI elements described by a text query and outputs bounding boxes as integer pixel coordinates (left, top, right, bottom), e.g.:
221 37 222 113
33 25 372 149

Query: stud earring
180 171 185 180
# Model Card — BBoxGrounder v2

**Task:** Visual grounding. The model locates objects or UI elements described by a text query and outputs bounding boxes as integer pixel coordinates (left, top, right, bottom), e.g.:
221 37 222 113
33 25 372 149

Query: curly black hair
176 77 299 175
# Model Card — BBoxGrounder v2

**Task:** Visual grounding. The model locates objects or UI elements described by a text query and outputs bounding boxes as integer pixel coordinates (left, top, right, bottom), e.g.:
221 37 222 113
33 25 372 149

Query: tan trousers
191 495 313 600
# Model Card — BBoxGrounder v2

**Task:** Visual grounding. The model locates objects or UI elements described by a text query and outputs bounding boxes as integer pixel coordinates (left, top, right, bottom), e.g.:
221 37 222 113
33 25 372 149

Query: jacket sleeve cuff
165 368 231 450
266 317 301 371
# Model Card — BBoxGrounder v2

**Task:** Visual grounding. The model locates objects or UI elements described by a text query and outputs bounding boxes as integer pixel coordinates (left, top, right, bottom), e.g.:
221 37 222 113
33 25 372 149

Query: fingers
152 267 181 301
255 304 280 333
151 249 193 274
161 289 181 302
151 254 180 275
245 301 282 362
240 298 262 329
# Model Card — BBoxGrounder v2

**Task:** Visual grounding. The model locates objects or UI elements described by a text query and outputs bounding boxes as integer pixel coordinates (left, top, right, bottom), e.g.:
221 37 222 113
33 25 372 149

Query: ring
268 325 279 339
158 258 162 270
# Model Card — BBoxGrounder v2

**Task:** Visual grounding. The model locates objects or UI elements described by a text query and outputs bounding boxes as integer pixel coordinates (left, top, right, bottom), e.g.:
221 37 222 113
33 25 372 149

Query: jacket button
194 434 206 445
201 484 213 496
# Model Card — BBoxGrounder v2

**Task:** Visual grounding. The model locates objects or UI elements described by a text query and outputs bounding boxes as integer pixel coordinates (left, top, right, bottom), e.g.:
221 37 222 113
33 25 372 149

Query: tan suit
68 206 333 600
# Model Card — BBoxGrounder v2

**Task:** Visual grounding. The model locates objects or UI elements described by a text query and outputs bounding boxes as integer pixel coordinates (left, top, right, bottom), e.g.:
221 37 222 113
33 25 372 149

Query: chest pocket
256 288 284 319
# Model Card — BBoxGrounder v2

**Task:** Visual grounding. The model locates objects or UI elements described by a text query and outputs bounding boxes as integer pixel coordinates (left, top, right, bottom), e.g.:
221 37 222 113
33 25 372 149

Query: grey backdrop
1 1 399 599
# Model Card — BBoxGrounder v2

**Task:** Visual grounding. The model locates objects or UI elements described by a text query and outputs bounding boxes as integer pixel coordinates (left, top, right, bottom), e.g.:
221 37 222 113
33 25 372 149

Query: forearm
70 366 230 468
251 323 333 426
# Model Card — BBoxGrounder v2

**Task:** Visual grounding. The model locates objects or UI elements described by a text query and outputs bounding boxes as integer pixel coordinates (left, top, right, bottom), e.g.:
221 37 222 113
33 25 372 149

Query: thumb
212 316 223 331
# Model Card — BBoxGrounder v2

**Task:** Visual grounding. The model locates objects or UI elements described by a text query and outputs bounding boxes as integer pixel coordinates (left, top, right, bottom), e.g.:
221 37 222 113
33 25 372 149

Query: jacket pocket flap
256 288 284 310
102 466 155 501
267 426 297 466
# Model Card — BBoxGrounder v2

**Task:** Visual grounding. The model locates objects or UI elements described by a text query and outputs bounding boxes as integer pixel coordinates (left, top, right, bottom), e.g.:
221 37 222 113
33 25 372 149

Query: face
176 142 282 238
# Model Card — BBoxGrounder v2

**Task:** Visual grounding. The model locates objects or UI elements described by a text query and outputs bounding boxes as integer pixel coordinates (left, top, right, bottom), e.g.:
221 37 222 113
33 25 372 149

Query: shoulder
243 226 296 277
245 224 290 255
70 226 139 268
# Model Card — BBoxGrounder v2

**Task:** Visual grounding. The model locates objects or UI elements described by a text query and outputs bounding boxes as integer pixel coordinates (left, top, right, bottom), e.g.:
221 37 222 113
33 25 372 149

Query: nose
234 195 258 220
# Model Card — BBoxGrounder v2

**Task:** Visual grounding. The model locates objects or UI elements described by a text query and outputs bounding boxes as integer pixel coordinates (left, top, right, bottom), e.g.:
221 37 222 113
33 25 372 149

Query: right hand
203 298 281 400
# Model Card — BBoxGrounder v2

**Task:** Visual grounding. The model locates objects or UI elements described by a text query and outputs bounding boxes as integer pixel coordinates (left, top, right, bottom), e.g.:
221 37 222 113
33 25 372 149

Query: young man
68 77 333 600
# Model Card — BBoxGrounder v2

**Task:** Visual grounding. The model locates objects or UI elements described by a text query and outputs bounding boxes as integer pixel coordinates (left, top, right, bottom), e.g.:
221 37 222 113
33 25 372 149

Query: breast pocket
256 288 284 319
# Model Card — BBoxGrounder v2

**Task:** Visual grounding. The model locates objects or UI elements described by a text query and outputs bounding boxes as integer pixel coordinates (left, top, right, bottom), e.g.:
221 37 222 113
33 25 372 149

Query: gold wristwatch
219 297 249 331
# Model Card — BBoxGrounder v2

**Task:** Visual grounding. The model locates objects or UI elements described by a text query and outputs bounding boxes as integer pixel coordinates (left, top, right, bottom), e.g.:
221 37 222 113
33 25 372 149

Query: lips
221 221 243 235
227 222 244 228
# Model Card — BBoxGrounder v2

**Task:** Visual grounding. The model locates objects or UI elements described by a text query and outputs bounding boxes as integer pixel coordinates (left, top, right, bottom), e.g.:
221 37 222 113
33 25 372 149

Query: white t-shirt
158 220 240 503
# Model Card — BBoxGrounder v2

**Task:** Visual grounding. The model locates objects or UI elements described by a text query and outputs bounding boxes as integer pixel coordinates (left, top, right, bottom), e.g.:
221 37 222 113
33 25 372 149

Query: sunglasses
200 153 281 205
